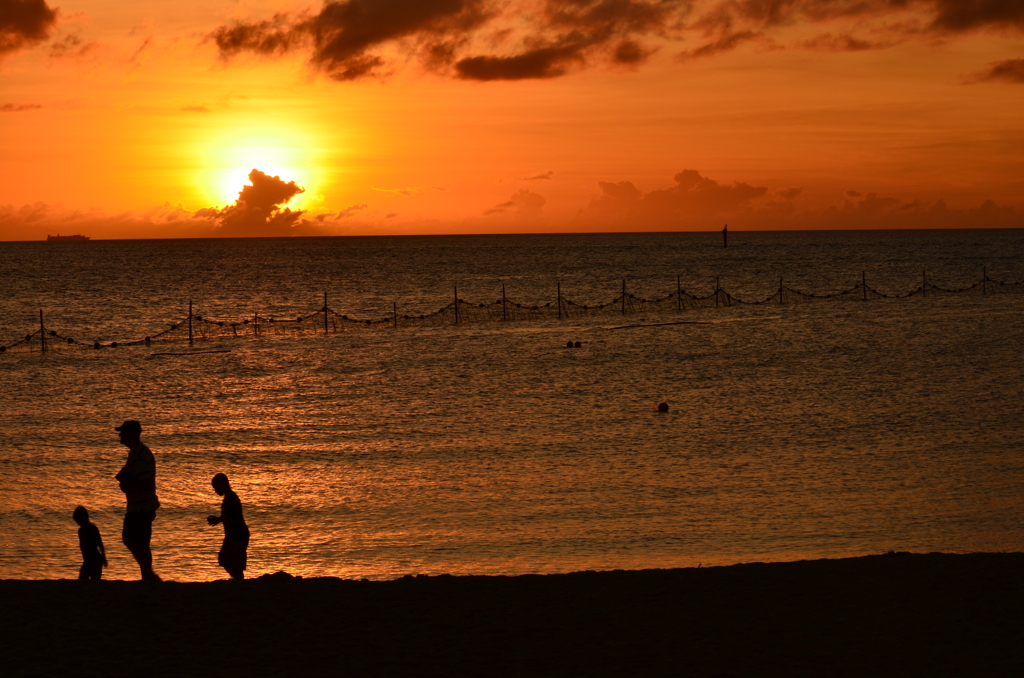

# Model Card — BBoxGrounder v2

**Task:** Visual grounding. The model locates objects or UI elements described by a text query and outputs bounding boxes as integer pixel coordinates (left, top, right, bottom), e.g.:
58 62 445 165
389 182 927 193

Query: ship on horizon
46 234 91 241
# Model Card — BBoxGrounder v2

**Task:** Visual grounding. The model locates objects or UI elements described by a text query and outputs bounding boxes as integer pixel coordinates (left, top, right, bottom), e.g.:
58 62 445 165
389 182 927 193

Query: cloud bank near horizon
207 0 1024 82
3 168 1023 240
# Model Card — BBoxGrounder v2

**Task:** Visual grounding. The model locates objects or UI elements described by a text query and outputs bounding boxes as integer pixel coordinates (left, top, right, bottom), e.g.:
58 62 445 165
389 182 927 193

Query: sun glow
195 124 325 210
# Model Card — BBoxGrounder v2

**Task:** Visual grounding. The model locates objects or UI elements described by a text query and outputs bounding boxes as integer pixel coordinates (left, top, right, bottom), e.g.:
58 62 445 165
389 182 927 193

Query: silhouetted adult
207 473 250 580
114 420 161 581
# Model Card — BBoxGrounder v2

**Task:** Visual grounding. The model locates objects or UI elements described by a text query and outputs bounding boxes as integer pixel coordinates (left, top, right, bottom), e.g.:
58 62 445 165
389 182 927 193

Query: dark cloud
209 0 1024 80
0 0 58 57
196 169 307 237
968 57 1024 83
524 171 554 180
484 189 546 216
801 32 890 51
930 0 1024 32
1 102 42 112
776 187 803 199
846 189 862 197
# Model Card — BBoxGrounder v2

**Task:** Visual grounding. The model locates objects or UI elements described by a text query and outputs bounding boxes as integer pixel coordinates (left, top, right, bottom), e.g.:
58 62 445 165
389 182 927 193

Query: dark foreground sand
3 553 1024 677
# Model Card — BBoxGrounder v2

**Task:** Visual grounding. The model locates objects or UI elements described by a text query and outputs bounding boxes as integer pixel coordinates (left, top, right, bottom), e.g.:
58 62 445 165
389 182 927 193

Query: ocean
1 229 1022 581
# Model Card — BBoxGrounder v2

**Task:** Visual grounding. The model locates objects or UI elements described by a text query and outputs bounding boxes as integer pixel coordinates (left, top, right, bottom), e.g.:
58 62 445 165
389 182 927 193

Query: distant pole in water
862 272 867 301
722 224 728 248
983 266 987 296
715 277 720 308
39 309 46 353
676 275 681 311
188 299 193 346
393 301 398 329
557 282 562 320
454 285 459 325
621 279 626 315
779 276 783 303
324 291 328 335
923 271 927 298
254 311 259 337
502 283 507 321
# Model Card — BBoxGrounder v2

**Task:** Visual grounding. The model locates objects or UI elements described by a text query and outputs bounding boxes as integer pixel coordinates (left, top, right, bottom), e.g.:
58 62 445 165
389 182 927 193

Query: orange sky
2 0 1023 239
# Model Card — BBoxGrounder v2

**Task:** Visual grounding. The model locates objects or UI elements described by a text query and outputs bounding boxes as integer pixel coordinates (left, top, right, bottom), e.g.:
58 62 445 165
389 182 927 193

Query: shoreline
4 552 1023 676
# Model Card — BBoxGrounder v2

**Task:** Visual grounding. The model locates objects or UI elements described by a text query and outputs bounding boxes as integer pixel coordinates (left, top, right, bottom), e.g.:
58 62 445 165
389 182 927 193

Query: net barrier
3 271 1022 353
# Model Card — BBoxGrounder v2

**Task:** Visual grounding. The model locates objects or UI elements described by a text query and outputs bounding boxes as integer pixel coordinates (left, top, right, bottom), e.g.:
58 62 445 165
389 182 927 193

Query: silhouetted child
73 506 107 580
207 473 250 580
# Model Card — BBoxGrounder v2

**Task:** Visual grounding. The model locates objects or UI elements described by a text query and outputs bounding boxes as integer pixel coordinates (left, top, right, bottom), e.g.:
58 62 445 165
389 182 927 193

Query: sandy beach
3 552 1023 677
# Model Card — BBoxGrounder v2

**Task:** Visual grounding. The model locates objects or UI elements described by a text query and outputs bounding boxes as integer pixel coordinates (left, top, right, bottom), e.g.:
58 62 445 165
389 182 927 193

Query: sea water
0 230 1022 581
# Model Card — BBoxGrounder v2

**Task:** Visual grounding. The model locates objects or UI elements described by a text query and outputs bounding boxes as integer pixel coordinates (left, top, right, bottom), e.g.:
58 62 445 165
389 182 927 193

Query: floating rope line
3 271 1021 353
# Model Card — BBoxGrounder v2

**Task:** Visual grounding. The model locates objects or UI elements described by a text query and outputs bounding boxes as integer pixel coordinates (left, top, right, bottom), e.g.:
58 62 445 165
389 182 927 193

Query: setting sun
196 124 325 210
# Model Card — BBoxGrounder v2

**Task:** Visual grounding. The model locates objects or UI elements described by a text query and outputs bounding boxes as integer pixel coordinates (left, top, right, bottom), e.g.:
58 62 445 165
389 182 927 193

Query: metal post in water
502 283 507 321
779 276 783 304
393 302 398 330
39 309 46 353
324 291 329 335
676 275 681 311
254 311 259 337
621 279 626 315
983 266 987 296
557 282 562 320
454 285 459 325
862 272 867 301
188 299 193 346
715 277 720 308
923 271 927 298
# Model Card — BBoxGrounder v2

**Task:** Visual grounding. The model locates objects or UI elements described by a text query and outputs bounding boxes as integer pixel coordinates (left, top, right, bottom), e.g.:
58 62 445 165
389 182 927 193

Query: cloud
0 0 58 58
48 32 96 59
967 57 1024 84
1 102 42 112
776 187 802 200
372 186 419 196
930 0 1024 33
315 203 367 220
524 170 554 180
206 0 1024 81
195 169 309 237
385 212 398 218
484 188 546 217
575 169 768 227
182 105 210 112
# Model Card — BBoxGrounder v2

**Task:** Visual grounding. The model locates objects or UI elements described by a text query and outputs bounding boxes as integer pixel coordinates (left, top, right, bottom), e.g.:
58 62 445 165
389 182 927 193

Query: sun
194 124 325 210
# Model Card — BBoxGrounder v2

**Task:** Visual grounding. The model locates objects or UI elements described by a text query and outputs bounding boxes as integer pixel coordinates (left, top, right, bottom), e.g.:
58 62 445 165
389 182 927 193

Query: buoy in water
566 341 574 348
574 341 582 348
657 402 669 413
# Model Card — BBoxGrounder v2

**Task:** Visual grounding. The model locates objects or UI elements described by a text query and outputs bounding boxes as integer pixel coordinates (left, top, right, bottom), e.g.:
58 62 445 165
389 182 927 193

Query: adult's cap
115 420 142 433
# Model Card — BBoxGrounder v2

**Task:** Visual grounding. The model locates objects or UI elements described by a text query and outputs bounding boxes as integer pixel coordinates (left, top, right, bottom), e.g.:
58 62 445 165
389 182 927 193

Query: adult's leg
123 512 159 580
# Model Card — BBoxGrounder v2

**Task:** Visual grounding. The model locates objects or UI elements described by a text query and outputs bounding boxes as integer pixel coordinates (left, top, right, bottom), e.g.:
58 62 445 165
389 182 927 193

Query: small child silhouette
73 506 107 580
207 473 250 580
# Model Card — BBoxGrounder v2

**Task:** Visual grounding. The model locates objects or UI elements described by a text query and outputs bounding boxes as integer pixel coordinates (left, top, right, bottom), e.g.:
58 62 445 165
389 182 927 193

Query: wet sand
3 553 1023 677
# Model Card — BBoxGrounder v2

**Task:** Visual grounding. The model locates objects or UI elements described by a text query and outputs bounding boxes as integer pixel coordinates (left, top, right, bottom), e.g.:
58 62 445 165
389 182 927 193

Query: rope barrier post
621 279 626 315
862 272 867 301
324 291 329 335
188 299 193 346
502 283 507 321
393 302 398 329
676 275 681 311
983 266 987 296
454 285 459 325
557 282 562 320
39 309 46 353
